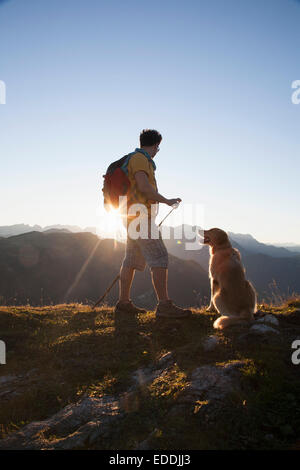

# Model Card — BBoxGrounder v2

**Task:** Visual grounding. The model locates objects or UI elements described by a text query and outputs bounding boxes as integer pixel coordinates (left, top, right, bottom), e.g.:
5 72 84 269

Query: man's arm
134 171 181 206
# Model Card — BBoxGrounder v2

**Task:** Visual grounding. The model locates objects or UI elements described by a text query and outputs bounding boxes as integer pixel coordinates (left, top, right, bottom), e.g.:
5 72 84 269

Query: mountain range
0 224 97 237
1 223 299 256
0 231 209 308
0 224 299 306
163 225 300 301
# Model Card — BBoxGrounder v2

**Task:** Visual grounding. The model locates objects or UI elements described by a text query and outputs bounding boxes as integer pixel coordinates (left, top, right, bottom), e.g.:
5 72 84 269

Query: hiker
115 129 192 319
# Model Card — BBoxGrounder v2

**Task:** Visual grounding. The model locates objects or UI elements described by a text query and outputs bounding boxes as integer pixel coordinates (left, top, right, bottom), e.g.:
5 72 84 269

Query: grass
0 300 300 449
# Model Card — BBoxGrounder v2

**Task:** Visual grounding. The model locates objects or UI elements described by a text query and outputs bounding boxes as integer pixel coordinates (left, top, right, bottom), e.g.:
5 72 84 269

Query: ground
0 299 300 450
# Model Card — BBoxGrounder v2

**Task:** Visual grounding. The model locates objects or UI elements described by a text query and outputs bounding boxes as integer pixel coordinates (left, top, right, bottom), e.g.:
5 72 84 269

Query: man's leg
119 265 135 302
151 267 169 302
139 237 191 318
115 238 147 314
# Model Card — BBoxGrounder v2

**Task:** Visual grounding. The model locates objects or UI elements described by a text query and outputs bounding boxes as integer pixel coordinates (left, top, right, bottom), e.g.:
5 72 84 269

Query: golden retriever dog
201 228 257 329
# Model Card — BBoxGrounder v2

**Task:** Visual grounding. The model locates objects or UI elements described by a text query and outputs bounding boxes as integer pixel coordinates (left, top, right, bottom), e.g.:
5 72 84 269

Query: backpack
102 153 133 211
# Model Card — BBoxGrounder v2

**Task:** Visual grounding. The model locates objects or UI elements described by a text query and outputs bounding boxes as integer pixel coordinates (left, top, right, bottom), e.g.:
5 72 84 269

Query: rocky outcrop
0 353 175 450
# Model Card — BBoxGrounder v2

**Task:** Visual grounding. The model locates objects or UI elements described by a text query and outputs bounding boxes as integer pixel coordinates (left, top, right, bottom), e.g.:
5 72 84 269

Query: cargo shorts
122 219 168 271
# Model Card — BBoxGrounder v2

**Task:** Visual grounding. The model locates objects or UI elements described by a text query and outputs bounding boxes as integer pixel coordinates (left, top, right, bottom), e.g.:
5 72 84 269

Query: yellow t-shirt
127 151 158 218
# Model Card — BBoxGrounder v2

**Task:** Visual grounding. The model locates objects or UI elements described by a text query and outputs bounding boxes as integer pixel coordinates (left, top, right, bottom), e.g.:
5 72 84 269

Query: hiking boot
114 300 146 315
155 300 192 319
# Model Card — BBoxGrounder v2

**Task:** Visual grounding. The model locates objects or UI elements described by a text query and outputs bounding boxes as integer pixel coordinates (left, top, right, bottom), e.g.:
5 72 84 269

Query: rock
135 428 160 450
202 335 221 352
0 375 18 385
172 361 247 425
0 353 175 450
131 352 174 390
256 315 279 327
250 324 279 335
0 372 39 400
0 395 121 450
180 361 246 403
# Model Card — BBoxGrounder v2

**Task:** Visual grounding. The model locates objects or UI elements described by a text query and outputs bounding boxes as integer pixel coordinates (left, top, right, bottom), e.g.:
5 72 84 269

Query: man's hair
139 129 162 147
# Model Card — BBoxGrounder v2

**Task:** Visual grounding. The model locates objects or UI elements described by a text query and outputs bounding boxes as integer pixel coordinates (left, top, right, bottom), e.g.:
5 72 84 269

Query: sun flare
98 207 126 240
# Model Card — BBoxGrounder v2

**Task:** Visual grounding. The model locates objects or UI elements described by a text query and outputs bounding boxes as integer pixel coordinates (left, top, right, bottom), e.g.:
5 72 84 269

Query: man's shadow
114 310 140 339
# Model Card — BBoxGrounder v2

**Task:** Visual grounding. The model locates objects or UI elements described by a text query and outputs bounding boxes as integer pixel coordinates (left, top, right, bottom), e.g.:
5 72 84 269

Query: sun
97 207 126 240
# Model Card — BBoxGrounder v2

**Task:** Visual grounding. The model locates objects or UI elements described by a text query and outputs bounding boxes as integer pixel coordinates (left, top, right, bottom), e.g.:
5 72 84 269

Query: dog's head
200 228 230 248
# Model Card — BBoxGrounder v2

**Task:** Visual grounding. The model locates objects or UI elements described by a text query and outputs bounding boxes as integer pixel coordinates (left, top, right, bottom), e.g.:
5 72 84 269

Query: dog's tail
213 312 254 330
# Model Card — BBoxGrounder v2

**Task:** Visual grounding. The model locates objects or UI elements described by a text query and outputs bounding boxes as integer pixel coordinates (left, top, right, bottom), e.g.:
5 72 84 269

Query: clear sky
0 0 299 244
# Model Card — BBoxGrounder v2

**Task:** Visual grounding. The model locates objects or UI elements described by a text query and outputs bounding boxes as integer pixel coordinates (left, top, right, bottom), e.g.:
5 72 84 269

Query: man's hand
166 198 182 207
135 171 182 206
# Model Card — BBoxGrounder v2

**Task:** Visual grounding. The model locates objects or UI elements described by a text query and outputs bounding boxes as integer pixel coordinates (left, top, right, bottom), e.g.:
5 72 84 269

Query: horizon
1 0 300 244
1 220 299 248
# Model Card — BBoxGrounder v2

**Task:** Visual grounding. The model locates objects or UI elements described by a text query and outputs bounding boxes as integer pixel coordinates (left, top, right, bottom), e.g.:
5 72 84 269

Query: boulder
256 314 279 327
250 324 279 335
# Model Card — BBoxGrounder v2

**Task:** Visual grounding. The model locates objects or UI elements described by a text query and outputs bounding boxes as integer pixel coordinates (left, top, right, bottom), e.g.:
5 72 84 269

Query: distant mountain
272 243 300 253
0 231 209 308
0 224 97 237
43 228 72 234
228 232 298 258
163 225 300 301
1 223 298 257
164 225 252 271
0 224 43 237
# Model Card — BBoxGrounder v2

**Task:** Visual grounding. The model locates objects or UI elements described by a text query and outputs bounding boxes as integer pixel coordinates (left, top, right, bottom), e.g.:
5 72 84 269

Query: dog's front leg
207 279 218 312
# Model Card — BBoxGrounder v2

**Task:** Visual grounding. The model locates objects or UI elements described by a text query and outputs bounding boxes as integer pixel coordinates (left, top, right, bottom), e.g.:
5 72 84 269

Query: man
115 129 191 319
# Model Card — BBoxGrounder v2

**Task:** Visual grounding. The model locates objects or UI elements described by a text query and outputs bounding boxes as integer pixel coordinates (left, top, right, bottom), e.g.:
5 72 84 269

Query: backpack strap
121 151 136 175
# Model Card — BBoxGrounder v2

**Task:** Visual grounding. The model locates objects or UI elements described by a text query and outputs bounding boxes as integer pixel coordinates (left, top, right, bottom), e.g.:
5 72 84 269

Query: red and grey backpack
102 153 134 211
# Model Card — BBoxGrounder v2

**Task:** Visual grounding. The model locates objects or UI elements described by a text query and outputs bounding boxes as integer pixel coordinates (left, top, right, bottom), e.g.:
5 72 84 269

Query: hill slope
0 231 209 307
0 302 300 450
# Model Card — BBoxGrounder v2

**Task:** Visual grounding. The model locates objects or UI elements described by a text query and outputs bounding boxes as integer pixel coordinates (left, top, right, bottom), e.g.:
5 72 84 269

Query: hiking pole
157 202 179 228
92 272 120 309
91 202 180 310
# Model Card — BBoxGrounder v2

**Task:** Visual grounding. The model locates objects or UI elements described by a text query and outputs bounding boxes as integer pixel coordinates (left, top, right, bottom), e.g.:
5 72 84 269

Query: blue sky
0 0 299 243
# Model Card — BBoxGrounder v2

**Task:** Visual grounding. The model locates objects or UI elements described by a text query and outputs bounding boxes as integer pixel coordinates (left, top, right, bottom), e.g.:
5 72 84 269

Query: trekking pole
92 202 180 309
92 273 120 309
157 202 179 228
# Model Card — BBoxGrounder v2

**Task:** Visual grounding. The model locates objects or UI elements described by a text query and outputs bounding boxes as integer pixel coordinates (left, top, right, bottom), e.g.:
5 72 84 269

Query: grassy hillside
1 300 300 450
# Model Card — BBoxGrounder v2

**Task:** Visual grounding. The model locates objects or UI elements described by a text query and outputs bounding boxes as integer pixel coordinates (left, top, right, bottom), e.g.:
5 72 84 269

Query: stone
0 395 122 450
202 335 221 352
0 352 175 450
180 361 245 403
256 315 279 327
0 375 17 385
250 324 279 335
135 428 160 450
